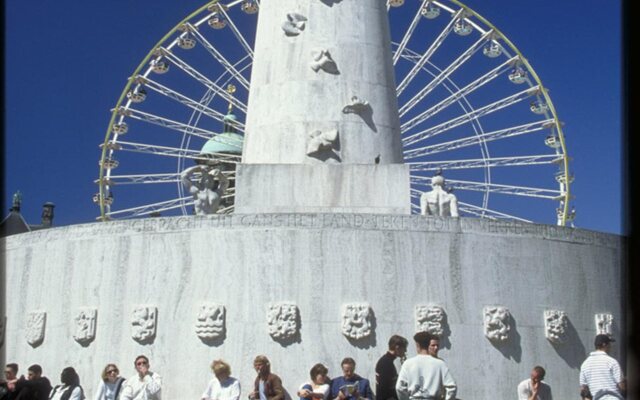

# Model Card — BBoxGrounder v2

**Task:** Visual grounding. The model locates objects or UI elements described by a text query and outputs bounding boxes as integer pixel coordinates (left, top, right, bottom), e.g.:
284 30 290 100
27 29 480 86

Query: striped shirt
579 351 623 400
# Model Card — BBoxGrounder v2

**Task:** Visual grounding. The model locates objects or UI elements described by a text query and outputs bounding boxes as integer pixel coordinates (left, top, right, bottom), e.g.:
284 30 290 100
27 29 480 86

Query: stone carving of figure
307 129 339 158
195 303 226 340
544 309 568 344
595 313 613 336
415 305 446 336
131 306 157 343
282 13 307 36
181 165 229 215
310 49 338 74
420 174 458 217
483 306 511 342
342 96 370 114
26 311 47 347
267 303 299 340
341 303 372 340
73 308 97 345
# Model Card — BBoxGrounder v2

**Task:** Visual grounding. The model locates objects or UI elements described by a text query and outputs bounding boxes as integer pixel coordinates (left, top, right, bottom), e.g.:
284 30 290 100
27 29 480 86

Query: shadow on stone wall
491 315 522 362
199 331 226 347
551 318 586 369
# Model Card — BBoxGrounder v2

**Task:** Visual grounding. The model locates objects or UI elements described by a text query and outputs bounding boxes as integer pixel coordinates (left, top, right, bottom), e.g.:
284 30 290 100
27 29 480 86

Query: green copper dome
199 113 243 155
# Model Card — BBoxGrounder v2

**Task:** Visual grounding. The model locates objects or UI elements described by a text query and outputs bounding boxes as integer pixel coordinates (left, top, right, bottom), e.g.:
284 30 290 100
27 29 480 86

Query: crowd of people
0 332 627 400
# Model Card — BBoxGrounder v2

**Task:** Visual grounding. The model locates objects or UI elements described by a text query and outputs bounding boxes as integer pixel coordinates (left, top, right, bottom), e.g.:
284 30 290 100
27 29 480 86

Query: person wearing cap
579 334 626 399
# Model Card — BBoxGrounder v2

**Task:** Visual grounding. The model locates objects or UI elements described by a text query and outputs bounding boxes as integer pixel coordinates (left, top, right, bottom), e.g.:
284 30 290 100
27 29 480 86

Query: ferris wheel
96 0 573 226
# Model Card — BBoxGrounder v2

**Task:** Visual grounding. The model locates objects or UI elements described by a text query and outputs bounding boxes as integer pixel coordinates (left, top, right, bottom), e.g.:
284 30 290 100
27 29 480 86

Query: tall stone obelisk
235 0 410 214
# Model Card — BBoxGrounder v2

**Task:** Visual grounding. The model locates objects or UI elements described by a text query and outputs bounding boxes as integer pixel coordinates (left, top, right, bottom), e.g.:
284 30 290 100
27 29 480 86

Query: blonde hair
211 359 231 376
101 363 119 381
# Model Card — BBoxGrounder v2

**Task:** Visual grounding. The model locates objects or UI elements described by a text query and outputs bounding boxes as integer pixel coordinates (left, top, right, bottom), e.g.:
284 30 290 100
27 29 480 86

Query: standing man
248 356 284 400
579 334 626 399
120 355 162 400
517 366 552 400
329 358 373 400
375 335 408 400
396 332 456 400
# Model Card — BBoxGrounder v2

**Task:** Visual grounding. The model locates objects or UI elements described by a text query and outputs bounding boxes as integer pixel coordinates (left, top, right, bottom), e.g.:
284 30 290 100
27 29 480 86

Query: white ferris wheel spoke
401 56 518 132
403 119 553 158
456 201 531 222
407 154 562 170
116 107 219 141
104 140 242 163
392 0 430 66
410 176 562 200
135 75 245 130
403 85 540 146
396 8 461 96
186 23 251 90
399 29 493 117
217 6 254 59
158 47 248 113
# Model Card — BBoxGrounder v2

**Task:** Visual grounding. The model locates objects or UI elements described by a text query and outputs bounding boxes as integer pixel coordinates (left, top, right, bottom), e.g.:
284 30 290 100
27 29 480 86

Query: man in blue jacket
330 358 373 400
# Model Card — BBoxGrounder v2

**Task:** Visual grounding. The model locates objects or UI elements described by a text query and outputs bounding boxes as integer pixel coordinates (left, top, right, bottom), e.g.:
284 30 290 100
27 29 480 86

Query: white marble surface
1 216 624 400
242 0 403 164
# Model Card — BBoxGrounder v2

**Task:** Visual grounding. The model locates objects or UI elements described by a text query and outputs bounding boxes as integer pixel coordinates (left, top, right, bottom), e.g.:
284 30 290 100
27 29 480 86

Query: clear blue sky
4 1 623 234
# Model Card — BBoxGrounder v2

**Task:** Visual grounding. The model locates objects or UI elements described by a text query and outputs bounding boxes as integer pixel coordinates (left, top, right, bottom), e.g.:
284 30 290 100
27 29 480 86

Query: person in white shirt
93 364 125 400
120 355 162 400
201 359 241 400
517 366 552 400
579 334 626 400
395 332 456 400
49 367 84 400
297 363 330 400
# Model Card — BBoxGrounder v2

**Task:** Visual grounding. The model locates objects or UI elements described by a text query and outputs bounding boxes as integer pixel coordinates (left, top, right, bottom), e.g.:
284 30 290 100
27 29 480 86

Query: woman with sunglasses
93 364 125 400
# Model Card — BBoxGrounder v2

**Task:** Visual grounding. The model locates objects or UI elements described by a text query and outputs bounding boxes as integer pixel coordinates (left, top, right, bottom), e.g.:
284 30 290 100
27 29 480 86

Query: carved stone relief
342 303 372 340
544 309 569 344
415 305 446 336
342 96 370 115
595 313 613 336
310 49 338 74
483 306 511 342
131 306 157 344
267 302 299 340
282 13 307 36
26 311 46 347
307 129 339 160
195 303 226 340
73 308 97 345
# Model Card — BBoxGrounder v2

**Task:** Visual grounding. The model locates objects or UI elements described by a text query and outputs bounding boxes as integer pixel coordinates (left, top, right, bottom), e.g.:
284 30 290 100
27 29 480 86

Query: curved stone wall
1 215 623 399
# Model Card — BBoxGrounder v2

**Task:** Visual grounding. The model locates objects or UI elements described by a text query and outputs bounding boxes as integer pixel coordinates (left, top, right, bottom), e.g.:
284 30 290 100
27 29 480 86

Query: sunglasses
107 370 118 374
136 361 148 366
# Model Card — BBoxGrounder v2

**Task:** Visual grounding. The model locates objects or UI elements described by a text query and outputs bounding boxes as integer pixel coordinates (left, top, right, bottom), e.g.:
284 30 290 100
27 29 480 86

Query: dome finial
226 84 236 114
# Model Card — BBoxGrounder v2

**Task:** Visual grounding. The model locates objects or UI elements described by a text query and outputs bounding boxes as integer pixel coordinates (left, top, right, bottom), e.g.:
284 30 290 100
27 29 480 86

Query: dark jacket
13 376 51 400
253 373 285 400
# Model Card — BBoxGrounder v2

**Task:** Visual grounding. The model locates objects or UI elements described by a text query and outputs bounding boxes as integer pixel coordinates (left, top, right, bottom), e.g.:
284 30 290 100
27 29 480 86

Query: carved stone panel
73 308 97 345
26 311 46 347
131 306 157 344
267 302 299 340
415 305 446 336
544 309 569 344
595 313 613 336
342 303 372 340
483 306 511 342
342 96 370 115
310 49 338 74
307 129 339 160
195 303 226 340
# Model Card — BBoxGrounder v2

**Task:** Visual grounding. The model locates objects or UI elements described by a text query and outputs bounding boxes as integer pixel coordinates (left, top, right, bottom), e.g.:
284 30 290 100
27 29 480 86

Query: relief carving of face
342 303 372 340
195 304 226 339
131 306 157 343
267 303 299 340
483 306 511 342
544 310 568 344
415 305 445 336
